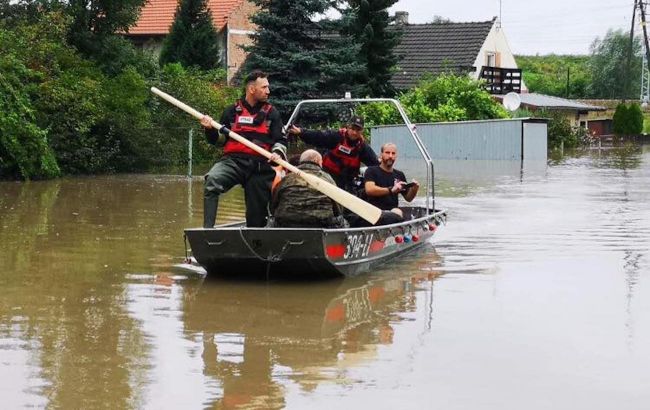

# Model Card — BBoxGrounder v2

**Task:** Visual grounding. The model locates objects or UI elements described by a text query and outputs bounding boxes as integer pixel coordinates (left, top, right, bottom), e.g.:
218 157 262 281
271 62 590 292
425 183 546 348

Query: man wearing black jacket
200 70 287 228
288 115 379 192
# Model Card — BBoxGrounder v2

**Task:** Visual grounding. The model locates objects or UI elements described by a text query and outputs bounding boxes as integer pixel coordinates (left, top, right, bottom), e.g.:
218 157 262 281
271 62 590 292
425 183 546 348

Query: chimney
395 11 409 25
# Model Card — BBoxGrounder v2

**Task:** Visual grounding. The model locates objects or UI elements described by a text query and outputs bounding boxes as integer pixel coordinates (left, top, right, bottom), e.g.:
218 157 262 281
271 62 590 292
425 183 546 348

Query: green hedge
613 103 643 136
0 12 240 180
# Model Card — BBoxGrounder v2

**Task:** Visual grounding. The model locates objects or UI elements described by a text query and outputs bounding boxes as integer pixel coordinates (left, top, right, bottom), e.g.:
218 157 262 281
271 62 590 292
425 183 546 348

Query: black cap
349 115 364 129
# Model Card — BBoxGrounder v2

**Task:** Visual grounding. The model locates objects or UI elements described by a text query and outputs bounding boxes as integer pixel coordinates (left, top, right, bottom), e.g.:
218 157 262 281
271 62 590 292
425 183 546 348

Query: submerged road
1 145 649 409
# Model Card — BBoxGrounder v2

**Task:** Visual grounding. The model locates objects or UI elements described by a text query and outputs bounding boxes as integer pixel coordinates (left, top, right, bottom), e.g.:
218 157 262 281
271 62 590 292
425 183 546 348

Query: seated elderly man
270 149 348 228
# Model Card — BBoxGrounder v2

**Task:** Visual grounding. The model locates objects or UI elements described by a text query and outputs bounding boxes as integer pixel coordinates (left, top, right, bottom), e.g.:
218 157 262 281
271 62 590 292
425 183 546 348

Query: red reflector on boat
370 240 385 253
326 244 346 259
412 234 420 242
395 235 403 243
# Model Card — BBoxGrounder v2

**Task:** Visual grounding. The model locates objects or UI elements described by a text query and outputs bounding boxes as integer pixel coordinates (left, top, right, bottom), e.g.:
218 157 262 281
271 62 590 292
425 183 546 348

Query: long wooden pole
151 87 382 225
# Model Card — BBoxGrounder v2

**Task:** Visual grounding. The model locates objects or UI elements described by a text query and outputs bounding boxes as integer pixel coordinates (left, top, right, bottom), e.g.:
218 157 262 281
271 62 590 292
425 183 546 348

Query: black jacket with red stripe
299 128 379 189
205 98 286 160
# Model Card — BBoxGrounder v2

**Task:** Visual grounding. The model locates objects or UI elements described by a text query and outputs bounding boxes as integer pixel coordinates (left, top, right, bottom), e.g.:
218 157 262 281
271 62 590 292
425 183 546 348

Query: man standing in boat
200 70 287 228
287 115 379 193
362 142 419 225
271 149 347 228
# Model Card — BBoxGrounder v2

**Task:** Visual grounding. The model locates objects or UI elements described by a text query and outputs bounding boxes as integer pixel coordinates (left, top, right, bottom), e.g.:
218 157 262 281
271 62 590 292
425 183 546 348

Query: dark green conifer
159 0 220 70
343 0 401 97
243 0 364 113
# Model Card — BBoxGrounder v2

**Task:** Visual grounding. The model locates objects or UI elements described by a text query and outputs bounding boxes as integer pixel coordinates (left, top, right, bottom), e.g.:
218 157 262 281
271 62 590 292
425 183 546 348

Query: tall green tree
67 0 147 67
2 0 154 76
0 24 60 179
159 0 220 70
342 0 401 97
517 54 591 98
243 0 363 113
588 29 642 99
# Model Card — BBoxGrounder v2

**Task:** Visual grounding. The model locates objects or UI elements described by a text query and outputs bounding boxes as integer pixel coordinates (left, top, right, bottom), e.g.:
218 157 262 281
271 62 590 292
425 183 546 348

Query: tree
357 73 508 126
431 15 451 24
517 54 591 98
159 0 220 70
243 0 364 113
66 0 147 63
1 0 154 76
0 26 60 179
588 29 642 99
612 103 628 135
152 63 239 166
613 103 643 135
343 0 401 97
401 73 509 122
628 103 644 134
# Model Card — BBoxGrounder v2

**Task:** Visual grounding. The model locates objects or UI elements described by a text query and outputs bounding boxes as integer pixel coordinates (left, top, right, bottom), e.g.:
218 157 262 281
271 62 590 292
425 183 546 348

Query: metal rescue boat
183 98 447 278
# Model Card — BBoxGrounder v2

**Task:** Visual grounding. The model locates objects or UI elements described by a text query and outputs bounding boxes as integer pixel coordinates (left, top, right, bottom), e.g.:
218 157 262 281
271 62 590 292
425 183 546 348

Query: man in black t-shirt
362 142 419 225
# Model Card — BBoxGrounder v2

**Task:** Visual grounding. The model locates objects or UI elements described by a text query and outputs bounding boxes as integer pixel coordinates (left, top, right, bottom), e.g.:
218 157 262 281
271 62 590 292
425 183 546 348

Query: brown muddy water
1 145 649 409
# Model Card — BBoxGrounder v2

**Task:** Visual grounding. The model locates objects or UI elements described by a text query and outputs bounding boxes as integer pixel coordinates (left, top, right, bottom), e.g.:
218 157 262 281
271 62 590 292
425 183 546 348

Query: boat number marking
344 233 374 259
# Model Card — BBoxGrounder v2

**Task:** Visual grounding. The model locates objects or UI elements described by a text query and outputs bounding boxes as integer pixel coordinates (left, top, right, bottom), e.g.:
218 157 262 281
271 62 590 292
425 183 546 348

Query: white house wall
472 24 527 91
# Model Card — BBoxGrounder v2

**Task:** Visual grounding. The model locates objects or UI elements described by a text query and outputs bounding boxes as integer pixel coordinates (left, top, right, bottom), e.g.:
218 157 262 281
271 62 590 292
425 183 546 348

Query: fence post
188 128 193 178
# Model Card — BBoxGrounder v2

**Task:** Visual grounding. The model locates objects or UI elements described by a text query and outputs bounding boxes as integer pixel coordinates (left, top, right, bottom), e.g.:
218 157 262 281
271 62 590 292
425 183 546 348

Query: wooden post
188 128 193 178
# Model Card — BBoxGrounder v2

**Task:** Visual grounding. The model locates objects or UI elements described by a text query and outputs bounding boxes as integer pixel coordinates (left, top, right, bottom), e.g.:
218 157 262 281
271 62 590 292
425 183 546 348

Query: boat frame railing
285 98 436 214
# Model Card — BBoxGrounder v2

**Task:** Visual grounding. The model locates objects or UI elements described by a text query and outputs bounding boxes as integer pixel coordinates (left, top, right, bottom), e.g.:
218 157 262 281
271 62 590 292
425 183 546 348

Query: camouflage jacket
271 162 346 228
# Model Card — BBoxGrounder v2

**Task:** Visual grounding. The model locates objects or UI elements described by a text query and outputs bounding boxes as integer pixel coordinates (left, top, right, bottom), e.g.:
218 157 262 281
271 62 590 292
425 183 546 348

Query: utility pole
639 1 650 103
566 67 570 98
627 0 638 101
639 1 650 68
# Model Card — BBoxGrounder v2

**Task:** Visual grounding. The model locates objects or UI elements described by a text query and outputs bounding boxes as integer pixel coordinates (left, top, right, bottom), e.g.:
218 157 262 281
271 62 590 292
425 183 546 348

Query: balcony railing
480 66 522 94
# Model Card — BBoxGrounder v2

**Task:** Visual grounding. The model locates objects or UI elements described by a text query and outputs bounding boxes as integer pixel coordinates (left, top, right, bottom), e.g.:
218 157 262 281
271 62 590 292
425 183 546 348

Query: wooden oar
151 87 382 225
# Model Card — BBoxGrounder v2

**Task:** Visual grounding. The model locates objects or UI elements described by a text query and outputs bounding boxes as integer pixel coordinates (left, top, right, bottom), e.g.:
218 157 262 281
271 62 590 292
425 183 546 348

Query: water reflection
549 143 644 169
395 159 548 199
122 246 445 409
0 175 245 409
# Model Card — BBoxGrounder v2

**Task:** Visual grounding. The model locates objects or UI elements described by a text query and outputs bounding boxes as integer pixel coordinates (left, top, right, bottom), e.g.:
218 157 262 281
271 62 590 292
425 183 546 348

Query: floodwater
1 145 649 409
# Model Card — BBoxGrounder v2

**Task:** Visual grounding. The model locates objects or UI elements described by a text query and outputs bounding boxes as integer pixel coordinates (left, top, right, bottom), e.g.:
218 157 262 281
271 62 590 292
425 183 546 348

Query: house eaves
127 0 244 35
510 93 607 111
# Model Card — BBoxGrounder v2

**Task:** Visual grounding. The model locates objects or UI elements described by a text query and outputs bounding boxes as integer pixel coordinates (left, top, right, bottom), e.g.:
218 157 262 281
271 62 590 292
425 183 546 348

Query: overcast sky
387 0 636 55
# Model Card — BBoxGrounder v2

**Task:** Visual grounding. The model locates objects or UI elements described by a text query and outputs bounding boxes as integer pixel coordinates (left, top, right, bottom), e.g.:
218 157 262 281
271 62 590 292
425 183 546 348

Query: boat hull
184 207 446 278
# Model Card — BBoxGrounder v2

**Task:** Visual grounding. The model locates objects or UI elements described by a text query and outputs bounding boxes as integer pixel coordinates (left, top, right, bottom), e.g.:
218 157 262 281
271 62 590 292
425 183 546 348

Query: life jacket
223 100 274 157
322 129 363 177
271 165 286 195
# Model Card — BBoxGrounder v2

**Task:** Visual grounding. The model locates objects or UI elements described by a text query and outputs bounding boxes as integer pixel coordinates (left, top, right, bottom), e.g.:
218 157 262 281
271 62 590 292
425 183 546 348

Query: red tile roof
128 0 244 35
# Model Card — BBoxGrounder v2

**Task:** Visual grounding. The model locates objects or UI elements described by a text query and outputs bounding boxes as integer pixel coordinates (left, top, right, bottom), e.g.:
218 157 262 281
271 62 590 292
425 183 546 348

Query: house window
486 52 496 67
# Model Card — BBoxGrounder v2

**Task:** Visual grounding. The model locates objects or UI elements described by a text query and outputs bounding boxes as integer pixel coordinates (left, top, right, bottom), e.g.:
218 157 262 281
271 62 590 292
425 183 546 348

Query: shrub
612 103 628 135
357 73 508 126
613 103 643 135
0 28 60 179
151 64 240 165
628 103 643 135
539 110 586 149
